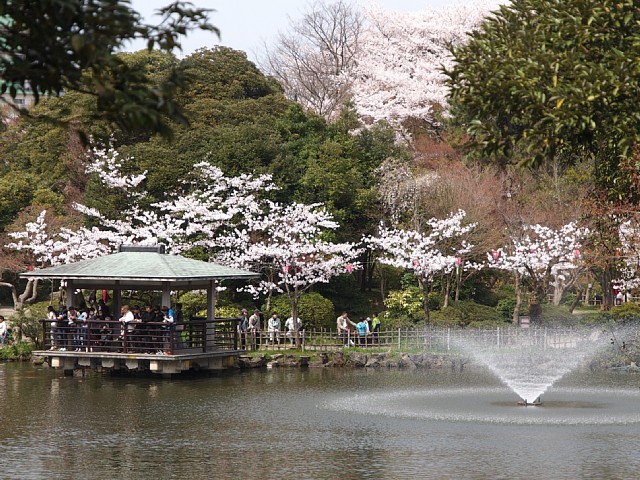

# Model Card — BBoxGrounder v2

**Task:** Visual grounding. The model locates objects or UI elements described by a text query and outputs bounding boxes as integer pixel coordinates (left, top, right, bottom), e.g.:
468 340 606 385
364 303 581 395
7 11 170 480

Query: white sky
128 1 464 61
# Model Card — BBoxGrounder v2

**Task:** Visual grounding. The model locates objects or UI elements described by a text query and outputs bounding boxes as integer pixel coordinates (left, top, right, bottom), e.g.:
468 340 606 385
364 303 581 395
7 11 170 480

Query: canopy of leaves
0 0 217 138
447 0 640 186
1 47 408 249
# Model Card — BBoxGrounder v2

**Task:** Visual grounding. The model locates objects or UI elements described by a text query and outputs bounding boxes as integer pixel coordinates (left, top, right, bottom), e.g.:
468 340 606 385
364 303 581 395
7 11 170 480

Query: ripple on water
319 386 640 426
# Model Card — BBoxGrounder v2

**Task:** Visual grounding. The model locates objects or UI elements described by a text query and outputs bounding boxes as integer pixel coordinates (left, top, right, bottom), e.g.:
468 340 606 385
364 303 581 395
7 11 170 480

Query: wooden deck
37 317 242 375
33 348 241 375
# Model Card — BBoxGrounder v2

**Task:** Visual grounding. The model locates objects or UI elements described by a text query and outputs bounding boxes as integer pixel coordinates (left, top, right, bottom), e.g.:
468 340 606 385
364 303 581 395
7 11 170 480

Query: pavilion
24 245 259 375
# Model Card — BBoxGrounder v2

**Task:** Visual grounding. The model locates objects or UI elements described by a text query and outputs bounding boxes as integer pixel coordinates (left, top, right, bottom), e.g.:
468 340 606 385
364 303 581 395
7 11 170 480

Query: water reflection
0 363 639 479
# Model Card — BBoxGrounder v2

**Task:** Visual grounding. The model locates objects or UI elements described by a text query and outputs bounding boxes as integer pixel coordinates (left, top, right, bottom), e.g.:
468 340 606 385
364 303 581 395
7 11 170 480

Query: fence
239 326 602 352
40 317 240 354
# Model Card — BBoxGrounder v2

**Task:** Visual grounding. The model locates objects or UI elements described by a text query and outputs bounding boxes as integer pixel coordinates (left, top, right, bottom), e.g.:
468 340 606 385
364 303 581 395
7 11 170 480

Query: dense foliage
0 0 216 139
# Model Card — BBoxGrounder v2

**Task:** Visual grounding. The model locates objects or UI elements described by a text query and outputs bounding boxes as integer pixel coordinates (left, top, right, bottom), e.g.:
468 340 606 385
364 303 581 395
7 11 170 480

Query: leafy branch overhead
0 0 218 138
447 0 640 174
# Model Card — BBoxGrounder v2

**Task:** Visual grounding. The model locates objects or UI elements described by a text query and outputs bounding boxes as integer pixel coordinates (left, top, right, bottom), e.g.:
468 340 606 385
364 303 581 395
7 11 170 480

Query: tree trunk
512 273 521 325
422 280 431 327
443 274 451 308
291 288 301 349
552 273 564 306
379 263 386 304
568 284 583 314
1 278 39 310
602 267 613 310
528 287 545 325
0 282 19 309
454 264 462 302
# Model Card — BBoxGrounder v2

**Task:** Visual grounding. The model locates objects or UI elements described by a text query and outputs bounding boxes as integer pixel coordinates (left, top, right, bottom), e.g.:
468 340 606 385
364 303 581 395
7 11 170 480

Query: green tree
0 0 217 139
447 0 640 197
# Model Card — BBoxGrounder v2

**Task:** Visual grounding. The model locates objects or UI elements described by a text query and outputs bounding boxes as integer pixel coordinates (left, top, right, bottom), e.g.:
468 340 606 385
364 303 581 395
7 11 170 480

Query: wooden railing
40 317 240 354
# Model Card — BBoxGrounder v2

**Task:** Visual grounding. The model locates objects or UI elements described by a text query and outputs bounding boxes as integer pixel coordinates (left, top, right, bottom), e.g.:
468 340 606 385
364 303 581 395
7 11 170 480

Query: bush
496 298 517 321
379 311 423 329
610 303 640 323
215 305 245 319
178 291 207 317
9 301 51 348
430 300 505 328
384 286 423 319
540 304 579 326
0 341 34 360
263 293 335 330
428 292 442 311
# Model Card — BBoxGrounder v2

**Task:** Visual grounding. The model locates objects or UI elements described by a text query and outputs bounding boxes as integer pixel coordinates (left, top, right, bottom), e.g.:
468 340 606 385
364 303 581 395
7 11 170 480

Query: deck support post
206 280 217 350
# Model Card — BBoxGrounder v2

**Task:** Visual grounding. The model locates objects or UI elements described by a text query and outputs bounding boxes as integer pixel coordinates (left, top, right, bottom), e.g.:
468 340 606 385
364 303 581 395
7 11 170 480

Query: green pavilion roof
20 250 258 289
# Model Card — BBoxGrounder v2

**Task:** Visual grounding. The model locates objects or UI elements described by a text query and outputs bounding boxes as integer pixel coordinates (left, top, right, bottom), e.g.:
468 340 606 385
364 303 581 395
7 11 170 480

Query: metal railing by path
40 317 240 355
235 326 609 352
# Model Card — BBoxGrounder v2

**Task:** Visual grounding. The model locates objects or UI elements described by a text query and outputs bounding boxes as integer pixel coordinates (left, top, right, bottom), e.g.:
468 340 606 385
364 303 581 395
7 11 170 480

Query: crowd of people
46 301 183 354
236 309 381 350
336 312 381 347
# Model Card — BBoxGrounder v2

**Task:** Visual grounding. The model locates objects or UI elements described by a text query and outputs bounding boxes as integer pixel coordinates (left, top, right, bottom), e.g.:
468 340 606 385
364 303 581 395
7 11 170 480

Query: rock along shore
237 351 470 371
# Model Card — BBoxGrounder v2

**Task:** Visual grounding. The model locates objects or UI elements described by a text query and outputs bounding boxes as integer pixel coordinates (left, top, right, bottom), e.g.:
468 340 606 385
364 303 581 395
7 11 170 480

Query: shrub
379 311 423 329
262 293 335 330
428 292 442 311
215 305 245 319
496 298 517 321
610 303 640 323
9 301 51 348
0 341 34 360
178 291 207 317
541 304 579 326
384 286 423 318
430 300 505 327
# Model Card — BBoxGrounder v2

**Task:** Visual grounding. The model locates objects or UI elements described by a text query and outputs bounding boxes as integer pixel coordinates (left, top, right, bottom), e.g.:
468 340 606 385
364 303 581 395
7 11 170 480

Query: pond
0 362 639 479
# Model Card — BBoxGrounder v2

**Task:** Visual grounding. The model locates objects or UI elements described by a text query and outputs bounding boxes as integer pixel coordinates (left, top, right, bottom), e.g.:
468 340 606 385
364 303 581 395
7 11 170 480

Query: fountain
451 327 612 405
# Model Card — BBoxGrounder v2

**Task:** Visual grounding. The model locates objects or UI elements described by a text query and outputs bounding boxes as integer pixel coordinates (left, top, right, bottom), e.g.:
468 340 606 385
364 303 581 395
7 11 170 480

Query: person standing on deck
57 305 68 351
161 306 175 353
47 305 58 350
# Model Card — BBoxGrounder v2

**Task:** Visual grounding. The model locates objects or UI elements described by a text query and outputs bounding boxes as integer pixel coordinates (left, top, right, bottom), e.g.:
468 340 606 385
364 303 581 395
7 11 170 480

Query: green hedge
263 292 335 330
430 300 506 327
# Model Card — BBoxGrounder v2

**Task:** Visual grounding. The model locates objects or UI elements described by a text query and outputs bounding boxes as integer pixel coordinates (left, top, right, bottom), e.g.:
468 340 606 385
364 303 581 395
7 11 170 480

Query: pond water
1 362 639 479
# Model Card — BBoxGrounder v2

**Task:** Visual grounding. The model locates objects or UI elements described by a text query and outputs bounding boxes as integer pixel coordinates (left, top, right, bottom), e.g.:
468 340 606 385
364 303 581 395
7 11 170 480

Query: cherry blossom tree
349 2 494 137
217 201 362 347
6 145 361 330
367 210 478 326
75 145 277 258
488 223 588 324
613 220 640 294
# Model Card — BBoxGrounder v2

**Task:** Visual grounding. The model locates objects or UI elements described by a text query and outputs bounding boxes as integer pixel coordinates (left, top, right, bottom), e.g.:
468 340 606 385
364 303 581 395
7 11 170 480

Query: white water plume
452 328 611 403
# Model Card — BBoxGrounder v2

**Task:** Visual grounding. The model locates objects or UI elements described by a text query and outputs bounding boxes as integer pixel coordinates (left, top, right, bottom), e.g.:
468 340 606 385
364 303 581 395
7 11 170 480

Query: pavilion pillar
113 281 121 320
161 282 171 308
65 281 74 308
206 280 217 349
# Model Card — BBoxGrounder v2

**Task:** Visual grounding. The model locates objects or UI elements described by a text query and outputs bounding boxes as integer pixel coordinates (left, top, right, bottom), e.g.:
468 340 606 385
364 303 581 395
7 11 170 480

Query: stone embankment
237 351 469 370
